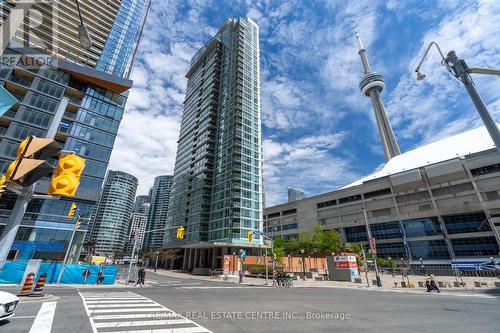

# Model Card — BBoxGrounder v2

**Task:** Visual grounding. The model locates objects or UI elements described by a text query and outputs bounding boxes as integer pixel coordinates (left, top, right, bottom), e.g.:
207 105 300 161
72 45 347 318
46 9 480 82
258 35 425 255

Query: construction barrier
0 261 119 285
17 272 35 296
29 273 47 297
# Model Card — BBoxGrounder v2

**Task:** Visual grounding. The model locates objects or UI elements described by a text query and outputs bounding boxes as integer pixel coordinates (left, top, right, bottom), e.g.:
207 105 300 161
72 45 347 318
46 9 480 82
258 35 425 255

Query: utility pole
0 98 69 270
126 234 138 284
363 208 382 287
361 246 370 287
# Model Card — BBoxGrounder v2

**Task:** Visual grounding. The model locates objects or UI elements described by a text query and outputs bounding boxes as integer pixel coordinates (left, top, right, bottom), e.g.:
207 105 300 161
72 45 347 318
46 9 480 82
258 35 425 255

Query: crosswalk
147 279 202 288
80 291 212 333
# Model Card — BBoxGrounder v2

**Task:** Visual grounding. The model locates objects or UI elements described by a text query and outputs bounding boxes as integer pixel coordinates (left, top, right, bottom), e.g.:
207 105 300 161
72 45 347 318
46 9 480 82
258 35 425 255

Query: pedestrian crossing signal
176 226 185 239
247 231 253 242
68 202 78 218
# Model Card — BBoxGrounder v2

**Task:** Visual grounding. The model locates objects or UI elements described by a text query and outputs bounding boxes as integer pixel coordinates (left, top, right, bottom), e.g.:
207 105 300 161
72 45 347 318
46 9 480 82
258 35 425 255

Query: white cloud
263 133 360 206
386 0 500 145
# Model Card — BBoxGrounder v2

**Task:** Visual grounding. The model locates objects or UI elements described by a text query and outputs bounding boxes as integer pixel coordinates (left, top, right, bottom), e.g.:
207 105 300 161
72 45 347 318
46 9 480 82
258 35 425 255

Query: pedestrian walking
429 274 440 293
97 269 104 285
136 267 146 287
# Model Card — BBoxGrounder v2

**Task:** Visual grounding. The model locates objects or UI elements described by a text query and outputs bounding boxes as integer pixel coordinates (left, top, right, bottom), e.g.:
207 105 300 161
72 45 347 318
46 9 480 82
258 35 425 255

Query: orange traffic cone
18 272 35 296
29 273 47 297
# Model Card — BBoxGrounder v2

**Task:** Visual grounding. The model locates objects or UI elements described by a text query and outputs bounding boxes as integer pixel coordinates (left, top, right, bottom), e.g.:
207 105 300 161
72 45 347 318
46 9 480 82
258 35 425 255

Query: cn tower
355 25 400 161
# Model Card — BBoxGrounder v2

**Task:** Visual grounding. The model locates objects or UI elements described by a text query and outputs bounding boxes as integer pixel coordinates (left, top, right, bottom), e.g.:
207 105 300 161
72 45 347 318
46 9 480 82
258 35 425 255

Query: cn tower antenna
353 20 401 161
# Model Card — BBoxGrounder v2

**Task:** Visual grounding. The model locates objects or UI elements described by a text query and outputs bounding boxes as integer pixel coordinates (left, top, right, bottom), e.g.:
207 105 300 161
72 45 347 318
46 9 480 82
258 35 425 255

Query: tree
311 225 343 254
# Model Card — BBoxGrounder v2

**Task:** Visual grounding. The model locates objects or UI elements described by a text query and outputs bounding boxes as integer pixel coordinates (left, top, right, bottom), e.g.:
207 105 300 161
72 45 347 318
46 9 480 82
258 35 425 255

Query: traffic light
176 226 185 239
247 231 253 242
48 153 85 197
75 217 82 230
3 136 62 187
68 202 78 218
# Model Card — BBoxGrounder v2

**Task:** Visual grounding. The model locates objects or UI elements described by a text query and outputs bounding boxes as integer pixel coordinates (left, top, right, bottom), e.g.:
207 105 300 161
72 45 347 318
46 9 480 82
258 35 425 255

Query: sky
108 0 500 207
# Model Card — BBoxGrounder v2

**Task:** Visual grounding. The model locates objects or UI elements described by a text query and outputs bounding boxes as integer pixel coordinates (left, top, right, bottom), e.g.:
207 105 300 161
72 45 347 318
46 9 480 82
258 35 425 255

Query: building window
282 223 298 231
470 163 500 176
443 213 490 234
403 218 442 237
370 221 401 240
364 188 391 199
375 242 405 258
345 225 367 242
408 239 449 259
451 236 499 257
316 200 336 209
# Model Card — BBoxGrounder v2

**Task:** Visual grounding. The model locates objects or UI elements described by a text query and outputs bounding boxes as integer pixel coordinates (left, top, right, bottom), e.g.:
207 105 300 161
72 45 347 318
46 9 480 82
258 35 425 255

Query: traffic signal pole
0 98 69 270
57 214 80 284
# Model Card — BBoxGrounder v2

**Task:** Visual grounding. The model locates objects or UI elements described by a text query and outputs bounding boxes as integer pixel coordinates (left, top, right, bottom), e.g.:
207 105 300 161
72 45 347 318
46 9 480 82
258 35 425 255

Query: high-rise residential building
91 170 138 257
288 187 305 202
125 198 150 253
133 194 149 212
0 1 149 263
164 18 264 272
144 175 173 250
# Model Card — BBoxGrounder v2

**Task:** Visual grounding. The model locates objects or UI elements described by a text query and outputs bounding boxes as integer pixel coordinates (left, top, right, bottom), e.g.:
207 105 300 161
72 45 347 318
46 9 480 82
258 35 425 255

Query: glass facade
345 225 367 243
443 213 490 234
375 242 405 259
0 1 148 262
403 217 442 237
96 0 150 78
370 221 401 240
164 18 263 247
408 240 450 259
144 175 173 250
451 236 499 257
90 171 138 257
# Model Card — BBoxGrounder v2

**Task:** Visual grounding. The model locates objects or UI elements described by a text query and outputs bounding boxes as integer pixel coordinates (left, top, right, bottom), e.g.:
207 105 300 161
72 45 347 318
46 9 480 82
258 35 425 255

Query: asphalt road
1 272 499 333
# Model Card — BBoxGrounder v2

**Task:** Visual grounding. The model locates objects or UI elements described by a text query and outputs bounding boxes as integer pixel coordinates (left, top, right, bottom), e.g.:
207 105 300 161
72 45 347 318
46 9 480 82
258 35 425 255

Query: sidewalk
150 269 500 293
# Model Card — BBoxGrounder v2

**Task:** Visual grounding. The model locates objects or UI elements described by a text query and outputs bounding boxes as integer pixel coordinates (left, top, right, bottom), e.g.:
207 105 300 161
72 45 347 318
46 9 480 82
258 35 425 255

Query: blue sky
108 0 500 206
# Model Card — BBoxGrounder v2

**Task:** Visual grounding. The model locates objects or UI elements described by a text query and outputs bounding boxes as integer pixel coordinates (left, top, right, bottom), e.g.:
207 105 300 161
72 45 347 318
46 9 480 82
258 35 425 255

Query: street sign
239 249 247 259
369 237 377 255
0 85 17 117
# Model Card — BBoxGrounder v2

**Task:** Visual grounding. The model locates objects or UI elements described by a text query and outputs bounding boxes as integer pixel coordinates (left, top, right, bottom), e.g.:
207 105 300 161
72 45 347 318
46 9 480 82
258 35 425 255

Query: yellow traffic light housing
68 202 78 218
5 136 62 187
247 231 253 242
176 226 185 239
48 153 86 197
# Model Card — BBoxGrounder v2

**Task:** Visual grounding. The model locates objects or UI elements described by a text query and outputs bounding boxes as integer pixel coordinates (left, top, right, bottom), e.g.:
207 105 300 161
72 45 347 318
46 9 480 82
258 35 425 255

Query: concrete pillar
211 248 216 269
193 248 199 269
183 248 188 271
187 248 193 270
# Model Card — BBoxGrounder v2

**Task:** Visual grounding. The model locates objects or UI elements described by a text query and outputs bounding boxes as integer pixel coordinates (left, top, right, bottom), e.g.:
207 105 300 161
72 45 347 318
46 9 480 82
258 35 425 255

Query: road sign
239 249 246 259
369 237 377 255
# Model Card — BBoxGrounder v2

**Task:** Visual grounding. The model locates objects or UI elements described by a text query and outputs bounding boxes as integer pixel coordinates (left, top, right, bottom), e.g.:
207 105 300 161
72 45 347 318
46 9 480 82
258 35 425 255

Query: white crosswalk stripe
80 291 212 333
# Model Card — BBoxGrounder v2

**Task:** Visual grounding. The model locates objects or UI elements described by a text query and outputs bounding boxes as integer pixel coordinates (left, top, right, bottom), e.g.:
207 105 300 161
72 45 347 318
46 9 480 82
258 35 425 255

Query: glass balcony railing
9 75 31 87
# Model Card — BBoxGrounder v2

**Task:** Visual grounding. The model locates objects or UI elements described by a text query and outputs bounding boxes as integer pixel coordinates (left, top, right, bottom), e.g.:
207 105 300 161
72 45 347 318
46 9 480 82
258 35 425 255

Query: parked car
0 291 19 321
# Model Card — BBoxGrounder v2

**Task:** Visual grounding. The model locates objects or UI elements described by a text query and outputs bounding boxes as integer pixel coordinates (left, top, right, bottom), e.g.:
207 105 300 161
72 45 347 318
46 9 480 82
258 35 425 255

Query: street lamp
419 257 425 275
388 257 394 277
75 0 92 49
414 41 500 152
154 251 160 272
232 252 236 275
300 249 306 280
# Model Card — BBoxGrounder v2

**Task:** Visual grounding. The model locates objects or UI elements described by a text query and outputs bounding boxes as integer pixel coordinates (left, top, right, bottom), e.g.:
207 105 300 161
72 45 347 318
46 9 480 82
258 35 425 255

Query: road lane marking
90 308 166 313
91 314 183 320
11 315 36 319
86 300 155 304
110 328 212 333
80 291 212 333
176 286 267 289
87 303 160 308
94 319 192 328
29 301 57 333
